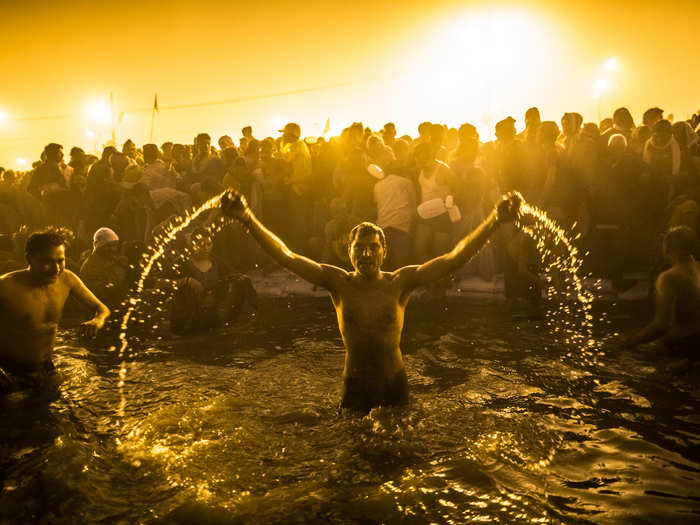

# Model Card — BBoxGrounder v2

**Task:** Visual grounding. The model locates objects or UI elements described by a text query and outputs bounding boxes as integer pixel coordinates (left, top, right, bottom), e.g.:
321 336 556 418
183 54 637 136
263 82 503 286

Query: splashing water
515 200 602 368
115 192 230 415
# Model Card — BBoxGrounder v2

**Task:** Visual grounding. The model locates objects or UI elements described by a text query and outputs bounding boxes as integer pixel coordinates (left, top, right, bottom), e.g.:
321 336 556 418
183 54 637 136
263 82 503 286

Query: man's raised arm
398 192 521 291
220 190 337 288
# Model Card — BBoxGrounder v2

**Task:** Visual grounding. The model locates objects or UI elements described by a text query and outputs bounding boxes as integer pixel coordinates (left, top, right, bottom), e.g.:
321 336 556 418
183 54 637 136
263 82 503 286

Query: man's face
196 138 211 156
28 244 66 284
192 235 213 257
349 232 385 277
47 148 64 164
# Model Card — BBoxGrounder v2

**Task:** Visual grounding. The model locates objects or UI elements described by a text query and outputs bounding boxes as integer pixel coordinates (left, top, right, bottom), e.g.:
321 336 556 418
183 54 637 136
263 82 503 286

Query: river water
1 295 698 524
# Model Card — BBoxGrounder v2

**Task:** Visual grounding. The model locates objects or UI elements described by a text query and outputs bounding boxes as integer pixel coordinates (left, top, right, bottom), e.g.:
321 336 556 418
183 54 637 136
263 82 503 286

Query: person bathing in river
0 230 110 395
170 228 257 334
220 188 521 412
624 226 700 356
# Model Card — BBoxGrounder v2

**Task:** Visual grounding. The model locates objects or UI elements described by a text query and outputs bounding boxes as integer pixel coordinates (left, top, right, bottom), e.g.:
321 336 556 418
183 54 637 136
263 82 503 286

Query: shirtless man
625 226 700 354
0 230 110 394
221 189 521 411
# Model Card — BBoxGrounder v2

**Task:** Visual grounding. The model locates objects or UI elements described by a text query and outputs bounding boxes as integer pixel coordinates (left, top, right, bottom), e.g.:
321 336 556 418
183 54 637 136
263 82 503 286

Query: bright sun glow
394 6 554 138
0 109 8 124
604 57 619 71
16 157 26 167
86 100 111 124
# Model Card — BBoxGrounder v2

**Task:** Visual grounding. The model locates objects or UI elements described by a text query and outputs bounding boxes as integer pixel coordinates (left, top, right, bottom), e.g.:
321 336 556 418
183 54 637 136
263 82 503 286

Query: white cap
93 227 119 249
367 163 385 179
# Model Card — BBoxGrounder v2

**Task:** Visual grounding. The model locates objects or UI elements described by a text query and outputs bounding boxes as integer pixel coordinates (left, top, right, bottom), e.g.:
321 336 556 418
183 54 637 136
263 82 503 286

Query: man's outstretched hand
220 189 250 221
495 191 523 223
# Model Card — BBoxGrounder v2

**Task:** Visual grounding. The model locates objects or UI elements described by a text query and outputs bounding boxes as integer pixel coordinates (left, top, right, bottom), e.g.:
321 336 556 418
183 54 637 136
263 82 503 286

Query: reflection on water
1 297 699 523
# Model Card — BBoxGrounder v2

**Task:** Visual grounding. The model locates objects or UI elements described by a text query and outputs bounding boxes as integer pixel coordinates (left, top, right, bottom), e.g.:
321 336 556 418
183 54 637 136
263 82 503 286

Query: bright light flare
396 6 554 137
594 78 609 98
86 100 111 124
603 57 619 71
16 157 26 167
0 109 8 124
86 129 96 138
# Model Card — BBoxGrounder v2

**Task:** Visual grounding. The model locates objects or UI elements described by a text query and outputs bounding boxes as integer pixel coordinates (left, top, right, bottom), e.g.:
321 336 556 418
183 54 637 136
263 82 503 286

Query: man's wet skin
0 239 109 394
220 189 521 411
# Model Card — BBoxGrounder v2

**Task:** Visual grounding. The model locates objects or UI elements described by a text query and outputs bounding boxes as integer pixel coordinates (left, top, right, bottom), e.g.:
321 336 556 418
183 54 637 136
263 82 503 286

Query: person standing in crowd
0 230 109 395
79 227 130 309
373 164 416 270
279 123 312 254
170 228 257 334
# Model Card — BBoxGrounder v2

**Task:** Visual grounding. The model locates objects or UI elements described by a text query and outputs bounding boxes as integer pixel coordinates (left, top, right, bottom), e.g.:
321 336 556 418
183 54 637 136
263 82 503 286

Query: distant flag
153 93 159 113
322 117 330 135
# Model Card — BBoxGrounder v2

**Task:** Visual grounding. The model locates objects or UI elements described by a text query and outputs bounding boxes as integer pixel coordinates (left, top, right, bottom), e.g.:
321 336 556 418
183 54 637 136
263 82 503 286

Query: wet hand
495 191 523 223
79 318 104 340
220 189 250 220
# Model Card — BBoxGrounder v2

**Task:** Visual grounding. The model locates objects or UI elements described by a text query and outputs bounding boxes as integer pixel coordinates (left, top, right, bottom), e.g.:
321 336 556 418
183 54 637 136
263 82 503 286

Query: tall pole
149 92 158 143
110 91 116 146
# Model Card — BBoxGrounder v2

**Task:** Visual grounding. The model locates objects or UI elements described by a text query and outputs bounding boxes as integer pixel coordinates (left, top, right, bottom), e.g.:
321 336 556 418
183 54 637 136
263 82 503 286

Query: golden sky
1 0 699 168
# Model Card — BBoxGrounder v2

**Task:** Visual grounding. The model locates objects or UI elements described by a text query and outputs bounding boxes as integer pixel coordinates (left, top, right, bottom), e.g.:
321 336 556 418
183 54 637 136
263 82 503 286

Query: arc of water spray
115 191 230 416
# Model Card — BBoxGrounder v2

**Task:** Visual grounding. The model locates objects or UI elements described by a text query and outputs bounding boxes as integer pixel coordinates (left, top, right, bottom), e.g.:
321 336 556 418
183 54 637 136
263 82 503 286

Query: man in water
0 230 110 395
221 189 521 412
625 226 700 354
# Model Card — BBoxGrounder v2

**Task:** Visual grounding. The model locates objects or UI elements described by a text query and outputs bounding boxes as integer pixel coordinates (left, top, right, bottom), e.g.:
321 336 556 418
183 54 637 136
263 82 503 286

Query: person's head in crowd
538 121 560 147
457 123 479 161
525 107 541 128
221 146 239 168
672 121 699 150
195 133 211 156
142 144 160 164
43 143 64 165
652 119 673 145
260 139 274 161
161 142 173 160
635 125 652 145
607 133 628 161
392 138 411 168
382 122 396 144
110 152 129 180
100 145 117 163
122 139 136 156
189 227 213 259
445 127 459 150
418 122 432 142
581 122 600 141
561 113 583 137
413 141 436 170
218 135 234 151
366 134 386 160
495 117 517 143
172 143 189 164
612 107 635 131
599 118 613 133
643 107 664 128
69 146 86 163
245 140 260 162
430 123 446 149
25 230 66 284
3 170 16 184
347 122 364 148
92 227 120 257
242 126 253 140
663 225 697 262
280 122 301 144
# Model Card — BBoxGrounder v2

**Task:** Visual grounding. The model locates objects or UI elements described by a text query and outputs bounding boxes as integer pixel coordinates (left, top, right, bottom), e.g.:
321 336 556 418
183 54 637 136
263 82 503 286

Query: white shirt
373 174 416 233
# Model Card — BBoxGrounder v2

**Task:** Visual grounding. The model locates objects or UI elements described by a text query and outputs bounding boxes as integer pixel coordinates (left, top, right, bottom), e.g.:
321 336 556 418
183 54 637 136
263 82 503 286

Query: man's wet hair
143 143 159 163
664 226 697 257
25 230 66 258
349 222 386 251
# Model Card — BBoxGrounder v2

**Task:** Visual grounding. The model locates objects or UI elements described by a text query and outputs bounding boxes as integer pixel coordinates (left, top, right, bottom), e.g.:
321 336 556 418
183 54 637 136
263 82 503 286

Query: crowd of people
0 106 699 323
